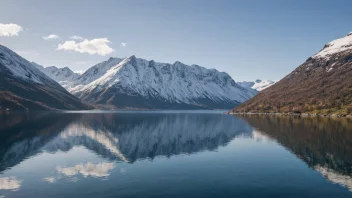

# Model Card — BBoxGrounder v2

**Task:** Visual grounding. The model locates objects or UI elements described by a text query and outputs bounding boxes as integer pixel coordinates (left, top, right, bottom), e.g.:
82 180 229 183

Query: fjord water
0 111 351 198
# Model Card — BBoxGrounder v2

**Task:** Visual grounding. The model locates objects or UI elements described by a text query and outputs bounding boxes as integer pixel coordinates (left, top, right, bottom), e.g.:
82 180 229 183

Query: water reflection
237 114 352 191
0 112 351 197
56 162 115 178
0 177 21 191
42 177 55 183
0 112 252 172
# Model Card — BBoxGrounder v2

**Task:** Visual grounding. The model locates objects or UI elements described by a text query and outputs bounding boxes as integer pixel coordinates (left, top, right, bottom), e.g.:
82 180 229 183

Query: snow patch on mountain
313 32 352 59
237 79 276 91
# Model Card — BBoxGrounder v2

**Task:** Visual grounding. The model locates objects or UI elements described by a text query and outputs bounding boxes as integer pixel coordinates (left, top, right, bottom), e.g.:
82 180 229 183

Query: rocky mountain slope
230 33 352 115
237 79 276 91
0 44 89 111
69 56 257 109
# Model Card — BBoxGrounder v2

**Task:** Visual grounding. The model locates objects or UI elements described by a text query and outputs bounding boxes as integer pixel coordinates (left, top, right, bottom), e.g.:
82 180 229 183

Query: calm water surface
0 111 351 198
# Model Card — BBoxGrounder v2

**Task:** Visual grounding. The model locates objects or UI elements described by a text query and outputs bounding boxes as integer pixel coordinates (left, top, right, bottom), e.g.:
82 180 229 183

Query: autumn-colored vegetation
231 50 352 116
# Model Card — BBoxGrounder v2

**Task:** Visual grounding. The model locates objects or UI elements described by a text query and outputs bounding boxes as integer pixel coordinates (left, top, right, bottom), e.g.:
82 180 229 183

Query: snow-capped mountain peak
75 57 123 86
237 79 276 91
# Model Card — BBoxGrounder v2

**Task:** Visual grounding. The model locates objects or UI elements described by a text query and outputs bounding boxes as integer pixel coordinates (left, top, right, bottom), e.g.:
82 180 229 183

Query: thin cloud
70 35 84 41
43 34 59 40
121 42 126 47
57 38 114 56
0 23 23 36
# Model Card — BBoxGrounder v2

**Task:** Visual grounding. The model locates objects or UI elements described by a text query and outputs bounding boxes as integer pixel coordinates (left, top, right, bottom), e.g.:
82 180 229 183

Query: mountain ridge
67 55 257 109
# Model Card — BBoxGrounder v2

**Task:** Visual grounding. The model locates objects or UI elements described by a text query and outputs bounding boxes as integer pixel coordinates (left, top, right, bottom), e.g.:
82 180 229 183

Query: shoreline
227 112 352 119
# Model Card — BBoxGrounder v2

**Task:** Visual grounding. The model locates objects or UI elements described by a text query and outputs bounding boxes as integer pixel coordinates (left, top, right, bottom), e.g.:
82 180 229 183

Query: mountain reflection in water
0 112 351 197
237 114 352 191
0 112 252 171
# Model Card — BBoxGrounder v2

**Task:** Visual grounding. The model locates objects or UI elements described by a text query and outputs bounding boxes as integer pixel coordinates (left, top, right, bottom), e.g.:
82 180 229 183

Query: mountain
0 44 90 111
32 63 80 89
230 32 352 115
237 79 276 91
69 56 257 109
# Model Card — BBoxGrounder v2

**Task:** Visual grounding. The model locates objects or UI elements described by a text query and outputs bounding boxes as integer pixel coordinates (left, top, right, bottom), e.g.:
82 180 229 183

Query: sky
0 0 351 81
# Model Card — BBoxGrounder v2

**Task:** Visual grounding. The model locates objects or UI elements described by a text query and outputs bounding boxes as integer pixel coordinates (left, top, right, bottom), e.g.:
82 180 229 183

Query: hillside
230 33 352 115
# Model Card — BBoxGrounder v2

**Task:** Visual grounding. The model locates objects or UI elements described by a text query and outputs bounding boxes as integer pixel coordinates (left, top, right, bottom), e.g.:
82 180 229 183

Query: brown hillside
231 34 352 115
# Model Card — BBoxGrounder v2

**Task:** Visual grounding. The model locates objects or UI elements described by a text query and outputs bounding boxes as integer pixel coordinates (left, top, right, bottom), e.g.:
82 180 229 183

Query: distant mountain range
67 56 257 109
0 45 89 111
0 44 260 110
32 62 80 89
237 79 276 91
31 56 259 109
3 31 351 112
231 32 352 115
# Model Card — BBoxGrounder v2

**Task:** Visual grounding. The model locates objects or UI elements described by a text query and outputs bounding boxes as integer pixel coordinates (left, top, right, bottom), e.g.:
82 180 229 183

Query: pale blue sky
0 0 351 81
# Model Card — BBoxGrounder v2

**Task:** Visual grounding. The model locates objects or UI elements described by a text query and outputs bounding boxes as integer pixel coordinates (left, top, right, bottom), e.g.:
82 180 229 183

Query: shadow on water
236 114 352 191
